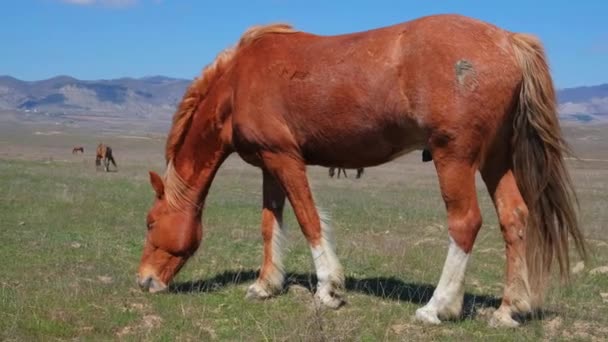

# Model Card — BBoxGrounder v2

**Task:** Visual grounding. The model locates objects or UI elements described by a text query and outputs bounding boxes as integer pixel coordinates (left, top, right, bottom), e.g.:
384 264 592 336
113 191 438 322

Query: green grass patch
1 157 607 340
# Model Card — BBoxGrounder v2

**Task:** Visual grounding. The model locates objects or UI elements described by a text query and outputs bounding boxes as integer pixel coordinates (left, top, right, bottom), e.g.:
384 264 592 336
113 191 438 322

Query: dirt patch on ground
589 266 608 275
116 314 163 338
572 261 585 274
542 316 563 341
561 321 606 341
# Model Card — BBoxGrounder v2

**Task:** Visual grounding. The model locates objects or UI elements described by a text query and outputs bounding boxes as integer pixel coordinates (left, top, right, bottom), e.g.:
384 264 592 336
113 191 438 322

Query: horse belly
301 117 426 168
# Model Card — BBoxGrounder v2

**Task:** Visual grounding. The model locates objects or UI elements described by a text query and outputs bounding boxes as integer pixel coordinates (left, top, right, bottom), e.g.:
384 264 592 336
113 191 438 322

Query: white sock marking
416 236 470 322
267 216 286 288
310 209 344 307
247 213 286 299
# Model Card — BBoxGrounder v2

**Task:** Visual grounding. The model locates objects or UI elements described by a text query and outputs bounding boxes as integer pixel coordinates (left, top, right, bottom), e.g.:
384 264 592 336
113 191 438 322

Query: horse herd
72 143 117 172
76 142 368 179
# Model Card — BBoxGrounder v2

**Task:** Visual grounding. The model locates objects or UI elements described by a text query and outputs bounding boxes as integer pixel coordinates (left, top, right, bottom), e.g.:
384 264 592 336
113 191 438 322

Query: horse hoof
245 282 273 300
415 307 442 325
489 309 520 328
315 288 345 309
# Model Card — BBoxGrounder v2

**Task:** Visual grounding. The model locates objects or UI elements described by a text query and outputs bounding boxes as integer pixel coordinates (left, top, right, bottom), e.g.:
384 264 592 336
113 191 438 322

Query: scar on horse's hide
455 59 478 91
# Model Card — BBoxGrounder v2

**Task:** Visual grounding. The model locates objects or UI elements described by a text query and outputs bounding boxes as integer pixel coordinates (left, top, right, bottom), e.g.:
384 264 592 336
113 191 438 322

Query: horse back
229 14 522 167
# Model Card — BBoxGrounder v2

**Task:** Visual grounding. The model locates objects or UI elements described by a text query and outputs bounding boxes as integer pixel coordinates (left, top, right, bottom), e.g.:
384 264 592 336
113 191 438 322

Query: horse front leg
261 152 345 308
416 159 482 324
246 170 287 299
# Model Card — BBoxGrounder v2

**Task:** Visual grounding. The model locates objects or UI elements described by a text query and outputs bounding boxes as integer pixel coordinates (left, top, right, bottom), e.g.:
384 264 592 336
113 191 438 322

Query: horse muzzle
137 274 167 293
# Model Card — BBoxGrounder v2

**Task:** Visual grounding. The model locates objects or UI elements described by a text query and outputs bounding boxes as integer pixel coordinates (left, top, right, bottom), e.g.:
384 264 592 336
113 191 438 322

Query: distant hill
1 75 607 124
557 84 608 123
0 75 190 121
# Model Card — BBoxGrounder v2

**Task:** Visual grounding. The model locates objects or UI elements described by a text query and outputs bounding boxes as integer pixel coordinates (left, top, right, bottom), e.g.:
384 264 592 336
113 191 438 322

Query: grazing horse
95 143 117 172
136 15 586 327
72 146 84 154
329 167 364 179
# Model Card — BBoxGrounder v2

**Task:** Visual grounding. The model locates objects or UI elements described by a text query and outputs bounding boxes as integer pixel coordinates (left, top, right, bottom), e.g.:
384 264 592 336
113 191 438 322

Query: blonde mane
163 161 198 210
163 23 297 209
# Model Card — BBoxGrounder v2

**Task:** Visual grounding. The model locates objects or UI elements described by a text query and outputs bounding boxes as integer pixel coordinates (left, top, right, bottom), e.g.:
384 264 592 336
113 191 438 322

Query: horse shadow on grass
168 269 530 320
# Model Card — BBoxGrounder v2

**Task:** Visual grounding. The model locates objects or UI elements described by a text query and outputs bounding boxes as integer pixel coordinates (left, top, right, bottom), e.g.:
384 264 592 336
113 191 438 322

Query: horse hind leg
261 152 345 308
416 159 482 324
246 171 287 299
109 155 117 169
482 162 533 327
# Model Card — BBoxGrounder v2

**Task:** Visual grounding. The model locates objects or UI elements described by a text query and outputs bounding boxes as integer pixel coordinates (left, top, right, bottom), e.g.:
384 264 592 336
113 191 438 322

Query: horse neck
166 102 231 212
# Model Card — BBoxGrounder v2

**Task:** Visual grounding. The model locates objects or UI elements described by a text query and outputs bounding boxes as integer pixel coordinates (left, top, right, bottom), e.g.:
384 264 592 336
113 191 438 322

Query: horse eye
147 222 155 230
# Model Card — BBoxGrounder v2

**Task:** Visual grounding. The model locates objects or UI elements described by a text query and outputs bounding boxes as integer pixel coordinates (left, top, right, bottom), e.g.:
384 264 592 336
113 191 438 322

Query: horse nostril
137 276 152 291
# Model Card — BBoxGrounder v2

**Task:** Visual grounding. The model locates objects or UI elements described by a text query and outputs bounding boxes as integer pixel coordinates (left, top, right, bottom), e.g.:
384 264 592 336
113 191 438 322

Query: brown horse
96 143 117 172
137 15 586 327
329 167 364 179
72 146 84 154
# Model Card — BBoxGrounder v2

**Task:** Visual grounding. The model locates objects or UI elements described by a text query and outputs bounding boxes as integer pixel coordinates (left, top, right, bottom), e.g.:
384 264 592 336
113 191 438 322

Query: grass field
1 121 607 341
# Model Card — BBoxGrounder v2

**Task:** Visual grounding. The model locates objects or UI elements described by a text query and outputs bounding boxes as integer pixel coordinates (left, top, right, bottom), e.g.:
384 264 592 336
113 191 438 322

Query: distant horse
72 146 84 154
136 15 586 328
329 167 364 179
95 143 117 172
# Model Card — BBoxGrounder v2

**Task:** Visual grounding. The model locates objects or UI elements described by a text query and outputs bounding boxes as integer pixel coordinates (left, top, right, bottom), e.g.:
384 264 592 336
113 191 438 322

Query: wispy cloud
60 0 139 7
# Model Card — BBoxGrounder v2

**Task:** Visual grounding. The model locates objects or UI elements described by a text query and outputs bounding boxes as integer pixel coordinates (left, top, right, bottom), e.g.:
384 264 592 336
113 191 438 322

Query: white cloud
60 0 138 7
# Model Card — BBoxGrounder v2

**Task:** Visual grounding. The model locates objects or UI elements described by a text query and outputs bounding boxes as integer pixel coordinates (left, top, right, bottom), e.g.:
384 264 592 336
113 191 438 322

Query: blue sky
1 0 606 88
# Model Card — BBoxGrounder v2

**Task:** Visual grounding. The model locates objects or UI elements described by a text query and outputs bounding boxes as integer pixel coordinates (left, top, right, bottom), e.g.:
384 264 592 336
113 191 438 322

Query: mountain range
0 75 189 121
1 75 607 124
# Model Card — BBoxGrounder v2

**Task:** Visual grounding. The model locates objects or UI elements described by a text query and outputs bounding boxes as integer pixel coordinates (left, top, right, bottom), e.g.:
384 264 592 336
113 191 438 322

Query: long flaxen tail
510 33 587 301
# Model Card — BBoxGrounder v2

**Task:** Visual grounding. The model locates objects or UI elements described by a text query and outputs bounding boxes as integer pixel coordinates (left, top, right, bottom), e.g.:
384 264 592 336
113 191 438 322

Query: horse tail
510 33 587 300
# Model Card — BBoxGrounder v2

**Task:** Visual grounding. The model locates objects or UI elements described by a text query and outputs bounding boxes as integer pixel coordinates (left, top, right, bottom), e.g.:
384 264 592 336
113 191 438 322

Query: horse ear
149 171 164 198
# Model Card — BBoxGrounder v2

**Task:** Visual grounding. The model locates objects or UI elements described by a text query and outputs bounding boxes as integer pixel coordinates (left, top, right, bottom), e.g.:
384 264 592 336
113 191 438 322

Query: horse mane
163 23 298 209
163 160 198 210
164 23 297 163
164 48 235 162
238 23 297 46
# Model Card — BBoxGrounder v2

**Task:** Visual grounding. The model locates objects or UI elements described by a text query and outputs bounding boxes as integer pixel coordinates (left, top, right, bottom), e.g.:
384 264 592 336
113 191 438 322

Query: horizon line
1 74 606 90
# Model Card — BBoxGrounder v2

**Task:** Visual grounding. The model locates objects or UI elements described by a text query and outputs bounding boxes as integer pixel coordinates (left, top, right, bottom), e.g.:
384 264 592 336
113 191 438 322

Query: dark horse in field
136 15 586 327
95 143 117 172
329 167 364 179
72 146 84 154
